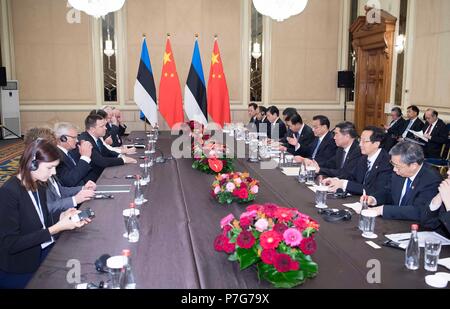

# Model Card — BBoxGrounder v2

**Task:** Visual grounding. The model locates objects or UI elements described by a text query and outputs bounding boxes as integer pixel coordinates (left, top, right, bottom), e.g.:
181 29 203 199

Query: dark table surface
27 132 450 289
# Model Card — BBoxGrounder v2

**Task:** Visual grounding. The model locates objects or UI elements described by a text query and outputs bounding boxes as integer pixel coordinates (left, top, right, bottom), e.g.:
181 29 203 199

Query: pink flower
226 182 236 192
214 235 228 252
220 214 235 228
255 218 269 232
246 204 263 212
214 186 221 194
240 216 252 228
250 185 259 194
283 228 303 247
221 174 228 179
234 178 242 185
273 223 288 236
261 249 277 265
240 210 257 219
263 204 279 218
222 225 232 235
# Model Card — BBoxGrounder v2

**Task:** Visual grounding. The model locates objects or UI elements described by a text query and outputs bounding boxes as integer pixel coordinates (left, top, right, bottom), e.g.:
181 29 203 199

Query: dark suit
319 140 362 179
248 116 257 125
401 118 424 140
302 131 337 169
344 149 393 196
0 177 56 274
79 132 124 182
284 125 315 157
46 178 82 215
106 123 123 147
384 117 407 151
422 119 449 158
56 148 91 187
438 210 450 237
118 123 127 136
268 119 287 141
375 164 441 222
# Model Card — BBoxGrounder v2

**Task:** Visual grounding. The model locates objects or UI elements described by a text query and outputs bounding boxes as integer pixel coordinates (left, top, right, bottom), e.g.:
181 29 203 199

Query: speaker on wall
0 67 6 87
337 71 354 89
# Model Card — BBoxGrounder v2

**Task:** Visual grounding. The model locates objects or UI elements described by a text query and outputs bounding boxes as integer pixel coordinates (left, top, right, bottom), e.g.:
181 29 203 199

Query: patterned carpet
0 140 24 187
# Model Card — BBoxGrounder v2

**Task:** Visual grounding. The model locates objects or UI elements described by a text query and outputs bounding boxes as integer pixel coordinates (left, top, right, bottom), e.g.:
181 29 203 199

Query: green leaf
228 252 238 261
267 269 305 288
236 247 259 270
299 260 318 278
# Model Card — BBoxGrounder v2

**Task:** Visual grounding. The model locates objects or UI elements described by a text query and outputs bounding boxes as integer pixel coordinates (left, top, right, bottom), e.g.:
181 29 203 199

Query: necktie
96 139 103 151
400 178 413 206
403 120 414 137
294 132 299 140
340 150 347 168
67 152 76 166
311 138 322 160
425 124 432 135
363 159 371 185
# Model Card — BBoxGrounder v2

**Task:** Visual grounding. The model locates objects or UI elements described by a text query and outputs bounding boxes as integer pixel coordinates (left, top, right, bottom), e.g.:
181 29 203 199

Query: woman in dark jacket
0 139 90 288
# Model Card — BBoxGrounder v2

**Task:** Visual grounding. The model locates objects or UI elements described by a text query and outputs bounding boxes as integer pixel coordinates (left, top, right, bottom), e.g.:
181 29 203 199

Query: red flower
293 218 309 231
208 158 223 173
239 216 252 229
236 231 256 249
246 204 263 212
275 208 294 223
233 188 248 200
260 231 282 250
273 223 288 236
214 235 228 252
300 237 317 255
263 204 278 218
223 241 236 254
290 260 300 271
273 253 293 273
261 249 278 265
222 225 232 235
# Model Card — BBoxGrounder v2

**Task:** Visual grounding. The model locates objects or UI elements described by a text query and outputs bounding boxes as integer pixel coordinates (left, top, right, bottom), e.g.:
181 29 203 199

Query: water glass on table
315 185 328 209
360 209 377 239
424 239 442 272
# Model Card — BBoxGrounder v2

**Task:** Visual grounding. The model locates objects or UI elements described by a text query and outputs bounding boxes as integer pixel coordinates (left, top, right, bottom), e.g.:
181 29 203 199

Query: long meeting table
27 131 450 289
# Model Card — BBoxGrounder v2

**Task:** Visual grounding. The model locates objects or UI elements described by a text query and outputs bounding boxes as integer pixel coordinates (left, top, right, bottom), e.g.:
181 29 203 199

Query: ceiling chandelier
252 0 308 22
68 0 126 18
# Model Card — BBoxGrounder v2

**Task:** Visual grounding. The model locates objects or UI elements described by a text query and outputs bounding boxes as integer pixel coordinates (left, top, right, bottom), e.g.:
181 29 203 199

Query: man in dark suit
307 121 361 179
266 106 287 141
54 122 93 187
323 126 392 196
383 107 407 151
255 106 270 135
365 141 441 222
422 108 449 158
79 114 137 182
294 115 337 169
400 105 424 140
279 108 298 145
248 103 258 125
280 113 315 157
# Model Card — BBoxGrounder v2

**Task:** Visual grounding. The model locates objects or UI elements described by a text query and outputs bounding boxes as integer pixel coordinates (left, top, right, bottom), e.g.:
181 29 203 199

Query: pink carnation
283 228 303 247
240 210 257 220
250 185 259 194
226 182 236 192
220 214 235 228
255 218 269 232
214 186 221 194
246 204 263 212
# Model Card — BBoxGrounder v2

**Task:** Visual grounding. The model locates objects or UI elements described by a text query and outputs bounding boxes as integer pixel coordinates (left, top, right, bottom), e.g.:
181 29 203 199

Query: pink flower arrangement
211 172 260 205
214 203 320 288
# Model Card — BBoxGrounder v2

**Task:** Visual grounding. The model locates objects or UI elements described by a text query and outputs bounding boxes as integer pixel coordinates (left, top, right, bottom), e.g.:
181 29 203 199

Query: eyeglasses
390 160 409 170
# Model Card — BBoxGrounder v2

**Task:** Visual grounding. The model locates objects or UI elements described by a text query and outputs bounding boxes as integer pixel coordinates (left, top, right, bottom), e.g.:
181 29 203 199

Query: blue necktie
311 138 322 159
67 152 76 166
96 139 103 151
363 159 371 185
399 178 412 206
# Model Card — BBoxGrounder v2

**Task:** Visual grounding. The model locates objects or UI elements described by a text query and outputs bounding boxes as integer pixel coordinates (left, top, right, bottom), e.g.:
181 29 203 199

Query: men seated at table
306 121 361 179
364 141 442 223
279 113 314 157
322 126 391 196
112 108 127 137
280 108 298 144
427 169 450 237
248 103 258 125
266 106 287 141
102 106 123 147
255 106 270 134
422 108 449 159
383 107 407 152
294 115 337 169
54 122 93 187
24 128 96 214
400 105 424 141
79 114 137 182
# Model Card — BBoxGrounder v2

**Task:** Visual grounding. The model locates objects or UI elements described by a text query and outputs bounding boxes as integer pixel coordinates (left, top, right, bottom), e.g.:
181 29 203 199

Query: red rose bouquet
214 203 319 288
211 172 259 204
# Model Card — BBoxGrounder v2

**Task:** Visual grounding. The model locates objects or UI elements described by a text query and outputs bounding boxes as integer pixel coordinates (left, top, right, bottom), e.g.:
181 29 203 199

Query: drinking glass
424 239 442 272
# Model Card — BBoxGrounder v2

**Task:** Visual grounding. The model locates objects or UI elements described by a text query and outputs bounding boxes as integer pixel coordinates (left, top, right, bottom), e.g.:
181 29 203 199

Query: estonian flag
184 39 207 126
134 37 158 126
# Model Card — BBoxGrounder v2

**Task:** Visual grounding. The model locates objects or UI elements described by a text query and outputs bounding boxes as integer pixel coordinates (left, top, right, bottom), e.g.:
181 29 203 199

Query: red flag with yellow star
207 39 230 127
159 37 184 128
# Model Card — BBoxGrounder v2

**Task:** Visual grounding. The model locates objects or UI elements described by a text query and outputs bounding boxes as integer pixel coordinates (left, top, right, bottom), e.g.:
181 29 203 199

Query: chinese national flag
207 39 230 127
159 37 184 129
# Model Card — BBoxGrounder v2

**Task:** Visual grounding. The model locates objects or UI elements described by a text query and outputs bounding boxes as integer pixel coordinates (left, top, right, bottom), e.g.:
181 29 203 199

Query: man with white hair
54 122 93 187
103 106 122 147
112 108 127 136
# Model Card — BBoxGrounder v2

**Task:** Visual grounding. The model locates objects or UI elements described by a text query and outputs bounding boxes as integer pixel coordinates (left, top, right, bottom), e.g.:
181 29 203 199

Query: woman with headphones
0 139 91 289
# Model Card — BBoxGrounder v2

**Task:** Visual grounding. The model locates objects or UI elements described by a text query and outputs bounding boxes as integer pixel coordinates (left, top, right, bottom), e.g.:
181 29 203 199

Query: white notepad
95 185 131 193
